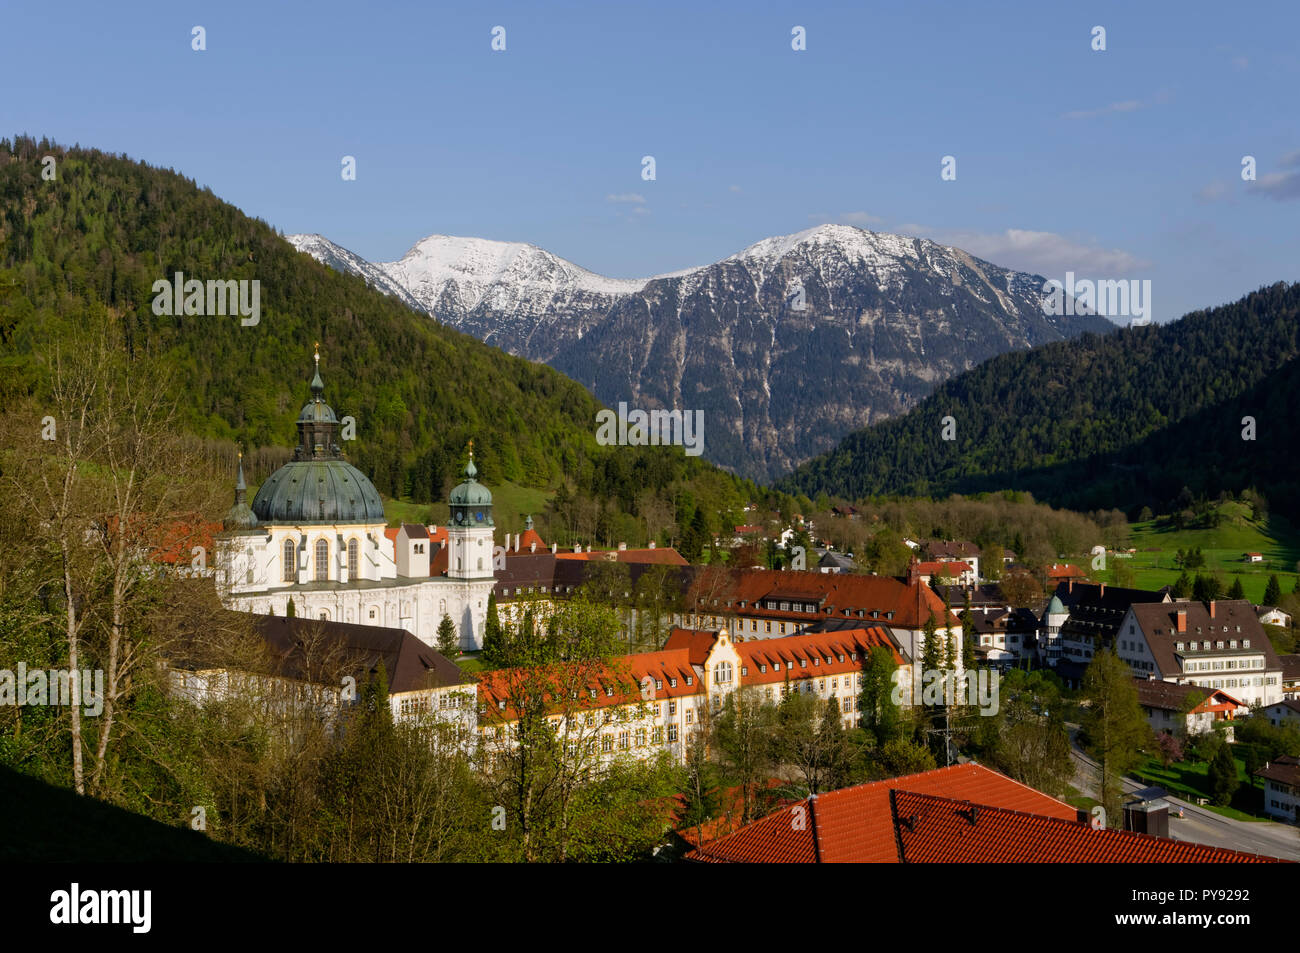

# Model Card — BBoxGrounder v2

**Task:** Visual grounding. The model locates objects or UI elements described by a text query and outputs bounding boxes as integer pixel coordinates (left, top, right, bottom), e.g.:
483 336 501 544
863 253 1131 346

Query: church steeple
294 344 343 461
223 450 259 531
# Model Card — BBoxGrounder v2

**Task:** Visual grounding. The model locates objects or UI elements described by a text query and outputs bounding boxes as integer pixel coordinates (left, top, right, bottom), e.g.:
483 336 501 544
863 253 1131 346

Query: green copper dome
252 458 385 524
250 349 385 525
449 449 493 525
1046 594 1066 616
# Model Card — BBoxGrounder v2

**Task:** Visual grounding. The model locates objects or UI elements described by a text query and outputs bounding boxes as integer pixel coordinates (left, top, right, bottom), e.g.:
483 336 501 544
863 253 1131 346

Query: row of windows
1185 658 1263 673
1177 638 1250 651
281 537 360 582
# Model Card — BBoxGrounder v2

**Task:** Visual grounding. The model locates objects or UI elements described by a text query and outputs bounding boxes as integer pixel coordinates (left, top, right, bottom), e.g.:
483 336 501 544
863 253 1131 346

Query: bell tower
447 442 495 580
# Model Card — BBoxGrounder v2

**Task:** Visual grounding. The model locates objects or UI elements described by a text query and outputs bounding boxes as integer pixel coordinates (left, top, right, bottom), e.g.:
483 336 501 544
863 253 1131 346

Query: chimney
648 541 656 549
574 544 582 553
1176 609 1187 633
618 542 627 551
1209 600 1216 619
1100 583 1105 597
1068 579 1073 594
550 542 557 554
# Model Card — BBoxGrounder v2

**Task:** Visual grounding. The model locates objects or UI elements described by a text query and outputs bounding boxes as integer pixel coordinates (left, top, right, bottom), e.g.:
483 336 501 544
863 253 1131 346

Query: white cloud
606 193 646 204
894 225 1148 276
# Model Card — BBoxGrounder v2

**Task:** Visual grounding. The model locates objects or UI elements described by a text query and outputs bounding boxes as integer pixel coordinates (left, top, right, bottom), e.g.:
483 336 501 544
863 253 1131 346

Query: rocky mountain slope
288 225 1115 482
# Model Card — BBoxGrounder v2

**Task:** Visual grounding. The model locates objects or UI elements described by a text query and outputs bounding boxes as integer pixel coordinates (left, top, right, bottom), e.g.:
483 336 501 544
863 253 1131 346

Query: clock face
455 512 464 524
475 512 484 522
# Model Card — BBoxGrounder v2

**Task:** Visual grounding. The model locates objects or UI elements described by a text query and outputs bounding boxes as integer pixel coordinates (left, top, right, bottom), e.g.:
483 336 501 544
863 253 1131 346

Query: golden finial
468 438 474 458
313 341 320 364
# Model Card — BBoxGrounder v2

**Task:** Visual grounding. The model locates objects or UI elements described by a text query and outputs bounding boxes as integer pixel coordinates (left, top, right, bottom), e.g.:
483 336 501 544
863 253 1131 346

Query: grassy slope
1120 503 1300 603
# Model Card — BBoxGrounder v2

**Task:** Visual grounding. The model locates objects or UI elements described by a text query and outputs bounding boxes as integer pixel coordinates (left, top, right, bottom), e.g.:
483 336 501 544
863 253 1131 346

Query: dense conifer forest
781 282 1300 516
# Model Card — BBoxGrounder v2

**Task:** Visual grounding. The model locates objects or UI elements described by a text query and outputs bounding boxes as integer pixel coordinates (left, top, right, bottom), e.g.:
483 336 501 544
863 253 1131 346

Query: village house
1254 755 1300 822
1132 677 1241 738
1040 581 1171 680
1258 698 1300 729
1278 654 1300 699
168 613 476 741
1119 600 1285 710
473 626 900 767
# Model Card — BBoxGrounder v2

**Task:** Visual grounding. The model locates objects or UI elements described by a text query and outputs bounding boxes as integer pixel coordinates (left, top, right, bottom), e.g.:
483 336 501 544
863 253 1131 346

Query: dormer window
670 677 677 688
1243 639 1251 648
759 664 767 673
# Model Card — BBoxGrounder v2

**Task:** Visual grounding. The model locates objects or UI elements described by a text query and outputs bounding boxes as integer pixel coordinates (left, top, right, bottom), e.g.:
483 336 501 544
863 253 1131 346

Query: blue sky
4 0 1298 321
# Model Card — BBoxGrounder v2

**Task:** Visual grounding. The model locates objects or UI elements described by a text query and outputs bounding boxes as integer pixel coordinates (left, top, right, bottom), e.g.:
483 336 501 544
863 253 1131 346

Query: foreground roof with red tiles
890 790 1285 863
686 763 1077 863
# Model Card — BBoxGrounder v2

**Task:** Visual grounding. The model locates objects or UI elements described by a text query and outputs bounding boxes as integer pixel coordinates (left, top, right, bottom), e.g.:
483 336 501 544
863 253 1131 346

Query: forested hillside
781 282 1300 516
0 136 772 540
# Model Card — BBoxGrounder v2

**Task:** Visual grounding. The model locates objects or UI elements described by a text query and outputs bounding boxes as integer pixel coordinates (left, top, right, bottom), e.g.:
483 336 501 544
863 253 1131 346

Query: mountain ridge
289 224 1116 482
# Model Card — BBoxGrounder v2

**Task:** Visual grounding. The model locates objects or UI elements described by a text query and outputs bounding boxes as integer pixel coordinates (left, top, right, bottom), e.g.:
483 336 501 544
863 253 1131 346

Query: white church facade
214 350 498 651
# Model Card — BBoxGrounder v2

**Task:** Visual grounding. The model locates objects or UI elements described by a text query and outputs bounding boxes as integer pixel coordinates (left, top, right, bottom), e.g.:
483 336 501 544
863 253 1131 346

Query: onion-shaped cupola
222 451 260 531
250 346 386 525
448 442 493 527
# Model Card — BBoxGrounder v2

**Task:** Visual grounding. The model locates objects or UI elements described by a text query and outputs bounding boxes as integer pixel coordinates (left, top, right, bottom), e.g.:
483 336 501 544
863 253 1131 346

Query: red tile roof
663 627 719 666
722 569 957 630
518 528 546 551
737 627 899 686
687 763 1077 863
890 790 1285 863
476 648 702 722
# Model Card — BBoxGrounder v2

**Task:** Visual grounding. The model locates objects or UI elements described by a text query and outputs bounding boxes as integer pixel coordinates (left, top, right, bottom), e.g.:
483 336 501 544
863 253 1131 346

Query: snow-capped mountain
287 225 1114 482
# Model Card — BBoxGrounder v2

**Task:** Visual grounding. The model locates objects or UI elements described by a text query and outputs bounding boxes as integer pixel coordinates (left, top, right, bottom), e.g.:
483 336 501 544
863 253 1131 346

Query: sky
3 0 1298 322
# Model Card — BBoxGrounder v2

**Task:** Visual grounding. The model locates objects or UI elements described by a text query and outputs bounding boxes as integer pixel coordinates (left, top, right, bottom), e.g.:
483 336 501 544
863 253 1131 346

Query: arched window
439 599 447 616
477 557 484 570
245 547 254 585
283 539 295 582
713 661 733 685
347 538 358 578
315 539 328 581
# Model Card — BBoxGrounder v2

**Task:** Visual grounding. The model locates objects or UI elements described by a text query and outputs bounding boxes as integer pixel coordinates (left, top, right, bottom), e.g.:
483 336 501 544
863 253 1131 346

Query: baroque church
214 349 498 651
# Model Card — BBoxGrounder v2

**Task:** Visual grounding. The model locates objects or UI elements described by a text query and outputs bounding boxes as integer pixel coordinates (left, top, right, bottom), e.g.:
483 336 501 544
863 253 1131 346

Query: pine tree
482 592 505 665
1208 741 1240 806
1171 571 1193 598
1264 574 1282 606
1080 650 1150 826
1228 578 1246 600
286 597 296 617
436 614 459 657
858 644 902 744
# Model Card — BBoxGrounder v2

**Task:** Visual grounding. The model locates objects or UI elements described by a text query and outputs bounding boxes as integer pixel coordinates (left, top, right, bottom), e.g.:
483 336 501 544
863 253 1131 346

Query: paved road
1069 740 1300 861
